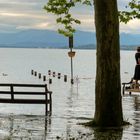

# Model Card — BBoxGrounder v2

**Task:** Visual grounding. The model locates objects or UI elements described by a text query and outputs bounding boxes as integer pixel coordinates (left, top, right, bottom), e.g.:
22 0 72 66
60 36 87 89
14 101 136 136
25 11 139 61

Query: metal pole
69 36 74 84
70 48 74 84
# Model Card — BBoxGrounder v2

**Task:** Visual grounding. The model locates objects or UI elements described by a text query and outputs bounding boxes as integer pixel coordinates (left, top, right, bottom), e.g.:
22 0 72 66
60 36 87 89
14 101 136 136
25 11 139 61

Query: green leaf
74 19 81 24
119 0 140 23
82 0 92 6
56 17 62 23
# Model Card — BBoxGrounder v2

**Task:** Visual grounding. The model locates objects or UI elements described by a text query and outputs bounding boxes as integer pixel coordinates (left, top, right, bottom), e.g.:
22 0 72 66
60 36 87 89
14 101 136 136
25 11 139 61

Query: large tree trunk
94 0 123 126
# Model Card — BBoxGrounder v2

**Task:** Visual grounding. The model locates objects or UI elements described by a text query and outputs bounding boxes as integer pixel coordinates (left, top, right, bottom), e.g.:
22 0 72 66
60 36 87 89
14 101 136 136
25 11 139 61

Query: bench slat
0 91 47 95
0 99 51 104
125 89 140 92
0 83 46 87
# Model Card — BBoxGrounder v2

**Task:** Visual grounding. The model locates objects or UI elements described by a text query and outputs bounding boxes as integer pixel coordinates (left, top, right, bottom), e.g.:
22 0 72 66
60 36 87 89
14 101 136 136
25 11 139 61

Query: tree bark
94 0 123 126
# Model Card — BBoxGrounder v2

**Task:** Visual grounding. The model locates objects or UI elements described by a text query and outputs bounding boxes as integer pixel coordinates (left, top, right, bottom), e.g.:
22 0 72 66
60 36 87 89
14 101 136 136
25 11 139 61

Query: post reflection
65 86 79 139
0 114 51 140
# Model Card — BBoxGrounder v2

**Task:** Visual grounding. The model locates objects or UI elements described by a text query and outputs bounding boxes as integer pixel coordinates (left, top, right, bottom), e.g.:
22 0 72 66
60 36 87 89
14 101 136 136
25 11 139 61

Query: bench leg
50 93 52 115
122 85 125 95
45 103 48 116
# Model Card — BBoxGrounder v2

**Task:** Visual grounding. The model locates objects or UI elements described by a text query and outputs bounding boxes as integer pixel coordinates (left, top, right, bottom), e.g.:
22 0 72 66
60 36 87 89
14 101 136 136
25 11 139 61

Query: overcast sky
0 0 139 34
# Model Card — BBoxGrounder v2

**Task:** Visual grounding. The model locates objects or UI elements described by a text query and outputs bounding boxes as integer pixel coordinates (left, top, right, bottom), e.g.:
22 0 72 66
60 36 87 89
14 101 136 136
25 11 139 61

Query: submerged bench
122 79 140 95
0 83 52 115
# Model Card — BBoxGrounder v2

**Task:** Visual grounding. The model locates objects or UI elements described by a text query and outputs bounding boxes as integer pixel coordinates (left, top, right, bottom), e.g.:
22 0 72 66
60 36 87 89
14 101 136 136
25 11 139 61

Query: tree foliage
119 0 140 23
44 0 91 37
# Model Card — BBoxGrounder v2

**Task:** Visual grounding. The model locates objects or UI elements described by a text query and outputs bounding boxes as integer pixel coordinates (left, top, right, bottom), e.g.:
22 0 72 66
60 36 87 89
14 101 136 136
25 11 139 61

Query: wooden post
58 73 61 79
43 75 46 81
31 70 34 75
48 70 51 76
49 78 52 84
34 71 37 76
53 72 55 77
38 73 41 79
64 75 67 82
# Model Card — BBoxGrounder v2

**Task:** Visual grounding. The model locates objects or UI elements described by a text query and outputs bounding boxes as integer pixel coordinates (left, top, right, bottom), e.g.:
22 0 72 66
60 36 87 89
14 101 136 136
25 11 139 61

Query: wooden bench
0 83 52 115
122 79 140 95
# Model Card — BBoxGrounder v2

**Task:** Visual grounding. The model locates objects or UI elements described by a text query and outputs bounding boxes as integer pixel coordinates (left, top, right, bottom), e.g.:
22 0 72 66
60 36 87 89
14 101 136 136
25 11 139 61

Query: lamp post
68 35 75 84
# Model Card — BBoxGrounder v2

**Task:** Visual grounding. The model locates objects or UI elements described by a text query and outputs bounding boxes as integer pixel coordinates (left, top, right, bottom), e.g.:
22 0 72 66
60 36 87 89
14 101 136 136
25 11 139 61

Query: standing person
133 47 140 87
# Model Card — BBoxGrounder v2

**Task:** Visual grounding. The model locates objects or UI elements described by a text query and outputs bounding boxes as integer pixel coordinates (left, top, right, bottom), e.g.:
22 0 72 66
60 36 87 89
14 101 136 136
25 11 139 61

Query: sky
0 0 139 34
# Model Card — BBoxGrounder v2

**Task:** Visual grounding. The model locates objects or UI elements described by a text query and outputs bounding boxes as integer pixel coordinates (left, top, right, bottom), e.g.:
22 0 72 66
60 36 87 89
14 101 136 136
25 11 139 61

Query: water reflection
133 96 140 111
1 49 140 139
93 128 123 140
0 114 51 140
66 86 78 138
133 96 140 136
63 85 124 140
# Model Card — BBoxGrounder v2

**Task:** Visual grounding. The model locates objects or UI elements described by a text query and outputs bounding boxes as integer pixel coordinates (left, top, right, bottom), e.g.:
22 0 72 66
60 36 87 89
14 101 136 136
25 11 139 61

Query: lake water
0 48 139 140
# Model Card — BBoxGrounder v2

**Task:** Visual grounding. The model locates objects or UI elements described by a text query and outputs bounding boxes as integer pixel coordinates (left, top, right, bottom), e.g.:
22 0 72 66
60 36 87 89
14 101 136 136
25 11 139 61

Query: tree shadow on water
59 126 123 140
93 127 123 140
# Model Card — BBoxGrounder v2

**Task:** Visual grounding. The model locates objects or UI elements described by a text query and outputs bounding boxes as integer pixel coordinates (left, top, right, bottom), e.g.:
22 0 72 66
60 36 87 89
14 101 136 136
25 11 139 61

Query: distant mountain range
0 29 139 50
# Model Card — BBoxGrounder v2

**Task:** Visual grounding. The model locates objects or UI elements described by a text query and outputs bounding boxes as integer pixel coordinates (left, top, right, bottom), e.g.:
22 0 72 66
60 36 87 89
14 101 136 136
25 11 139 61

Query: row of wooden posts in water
31 69 68 84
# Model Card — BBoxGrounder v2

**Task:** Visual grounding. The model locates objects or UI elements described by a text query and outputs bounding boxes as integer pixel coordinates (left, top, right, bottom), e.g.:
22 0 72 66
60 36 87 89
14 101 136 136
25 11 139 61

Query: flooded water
0 48 139 140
